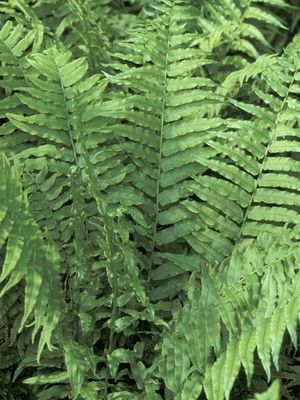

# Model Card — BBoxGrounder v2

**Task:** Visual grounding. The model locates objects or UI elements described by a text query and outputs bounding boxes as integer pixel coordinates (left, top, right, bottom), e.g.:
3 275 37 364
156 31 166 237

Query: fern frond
200 0 290 75
158 33 300 266
3 39 159 396
162 228 300 399
0 153 62 357
2 1 300 398
7 48 89 247
102 0 229 301
0 20 41 157
233 34 300 238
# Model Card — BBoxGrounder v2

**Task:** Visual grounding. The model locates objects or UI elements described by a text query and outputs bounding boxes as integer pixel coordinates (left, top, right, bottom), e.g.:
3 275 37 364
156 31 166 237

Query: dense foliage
1 0 300 399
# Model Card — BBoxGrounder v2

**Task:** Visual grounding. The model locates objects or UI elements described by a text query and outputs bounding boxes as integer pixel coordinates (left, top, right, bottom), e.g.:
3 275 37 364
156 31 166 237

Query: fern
201 0 290 55
105 0 226 302
1 0 300 399
0 153 62 357
4 41 158 397
236 34 300 237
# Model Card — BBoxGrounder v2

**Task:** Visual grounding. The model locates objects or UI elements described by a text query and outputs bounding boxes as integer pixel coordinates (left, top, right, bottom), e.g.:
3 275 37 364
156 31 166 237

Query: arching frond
0 153 62 356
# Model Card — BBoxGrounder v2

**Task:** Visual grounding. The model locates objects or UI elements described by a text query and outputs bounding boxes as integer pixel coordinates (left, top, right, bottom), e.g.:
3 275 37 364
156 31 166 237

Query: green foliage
252 380 280 400
1 0 300 399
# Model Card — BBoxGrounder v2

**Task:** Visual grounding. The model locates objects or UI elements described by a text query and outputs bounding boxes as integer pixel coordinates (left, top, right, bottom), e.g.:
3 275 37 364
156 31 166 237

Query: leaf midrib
148 1 175 281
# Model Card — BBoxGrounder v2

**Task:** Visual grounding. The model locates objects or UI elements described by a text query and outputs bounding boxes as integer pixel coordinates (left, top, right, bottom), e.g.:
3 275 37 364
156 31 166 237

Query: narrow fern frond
0 153 63 356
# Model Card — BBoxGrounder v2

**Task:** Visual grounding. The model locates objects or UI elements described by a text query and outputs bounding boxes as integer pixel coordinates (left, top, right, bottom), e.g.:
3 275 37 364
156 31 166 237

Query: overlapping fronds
1 0 300 399
156 31 300 400
155 32 299 399
200 0 291 76
4 43 158 397
154 31 300 269
104 0 298 304
158 229 300 400
103 1 300 397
